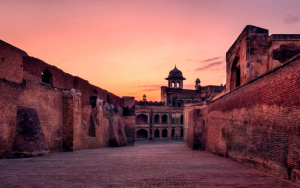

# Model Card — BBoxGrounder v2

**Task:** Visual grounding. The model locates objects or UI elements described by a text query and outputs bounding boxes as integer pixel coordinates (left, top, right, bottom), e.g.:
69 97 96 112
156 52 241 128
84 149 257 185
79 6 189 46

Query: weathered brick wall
268 35 300 70
204 54 300 181
23 56 74 89
122 116 135 146
0 40 27 84
186 108 206 150
0 79 63 158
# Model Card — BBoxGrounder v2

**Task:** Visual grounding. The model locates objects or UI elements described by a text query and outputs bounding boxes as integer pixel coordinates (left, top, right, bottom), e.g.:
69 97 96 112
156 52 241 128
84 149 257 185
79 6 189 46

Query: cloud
201 57 221 63
194 61 224 71
187 56 222 64
283 14 299 24
137 85 161 88
127 92 139 94
137 85 163 92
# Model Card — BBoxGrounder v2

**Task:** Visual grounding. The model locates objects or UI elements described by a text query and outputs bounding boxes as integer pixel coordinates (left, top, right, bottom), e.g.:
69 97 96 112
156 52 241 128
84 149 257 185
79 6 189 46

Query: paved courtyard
0 141 299 188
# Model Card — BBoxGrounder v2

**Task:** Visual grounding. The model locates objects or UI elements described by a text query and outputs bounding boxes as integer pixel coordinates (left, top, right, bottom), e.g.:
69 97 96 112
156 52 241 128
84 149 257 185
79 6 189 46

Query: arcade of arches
135 111 184 140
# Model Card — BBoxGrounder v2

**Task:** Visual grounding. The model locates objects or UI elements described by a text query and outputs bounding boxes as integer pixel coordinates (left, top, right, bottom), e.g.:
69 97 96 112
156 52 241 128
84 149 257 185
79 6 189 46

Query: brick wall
23 56 74 89
0 40 27 84
203 54 300 181
0 79 63 158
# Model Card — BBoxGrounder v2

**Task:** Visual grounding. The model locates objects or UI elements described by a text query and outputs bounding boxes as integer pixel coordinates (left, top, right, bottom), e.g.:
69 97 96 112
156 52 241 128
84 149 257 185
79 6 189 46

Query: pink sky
1 0 300 101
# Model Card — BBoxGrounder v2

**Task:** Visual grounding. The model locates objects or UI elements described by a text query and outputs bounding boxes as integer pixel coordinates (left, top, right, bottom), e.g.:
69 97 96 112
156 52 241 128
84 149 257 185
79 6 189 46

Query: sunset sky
1 0 300 101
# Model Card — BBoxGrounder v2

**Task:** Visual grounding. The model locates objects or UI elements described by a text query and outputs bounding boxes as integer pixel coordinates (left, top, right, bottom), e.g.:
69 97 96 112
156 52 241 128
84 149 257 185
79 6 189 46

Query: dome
195 78 200 84
165 65 186 80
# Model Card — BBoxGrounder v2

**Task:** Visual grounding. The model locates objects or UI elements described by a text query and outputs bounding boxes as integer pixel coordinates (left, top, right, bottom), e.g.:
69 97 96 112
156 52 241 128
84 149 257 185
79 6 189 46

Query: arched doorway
154 129 160 138
162 114 168 124
137 129 148 138
162 129 168 137
136 114 148 124
171 128 175 137
180 128 184 137
180 115 183 125
154 114 160 124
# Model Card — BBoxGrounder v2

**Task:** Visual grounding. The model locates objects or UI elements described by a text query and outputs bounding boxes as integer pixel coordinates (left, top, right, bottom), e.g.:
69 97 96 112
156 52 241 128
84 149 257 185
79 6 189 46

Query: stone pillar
62 89 81 151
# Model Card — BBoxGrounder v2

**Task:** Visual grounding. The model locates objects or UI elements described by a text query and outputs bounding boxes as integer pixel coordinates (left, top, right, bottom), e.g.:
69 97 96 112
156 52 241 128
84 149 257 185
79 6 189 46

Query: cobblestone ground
0 141 299 188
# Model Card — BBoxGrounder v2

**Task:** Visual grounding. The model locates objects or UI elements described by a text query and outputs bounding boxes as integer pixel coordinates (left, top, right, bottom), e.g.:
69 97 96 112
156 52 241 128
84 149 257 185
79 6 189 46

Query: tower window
42 70 52 85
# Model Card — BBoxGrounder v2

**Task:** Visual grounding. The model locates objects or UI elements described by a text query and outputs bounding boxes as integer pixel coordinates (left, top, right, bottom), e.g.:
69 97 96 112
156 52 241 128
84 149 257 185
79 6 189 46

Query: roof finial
175 64 176 68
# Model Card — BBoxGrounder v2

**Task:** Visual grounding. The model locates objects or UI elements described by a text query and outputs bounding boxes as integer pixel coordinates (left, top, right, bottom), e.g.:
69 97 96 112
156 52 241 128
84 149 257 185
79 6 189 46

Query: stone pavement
0 141 299 188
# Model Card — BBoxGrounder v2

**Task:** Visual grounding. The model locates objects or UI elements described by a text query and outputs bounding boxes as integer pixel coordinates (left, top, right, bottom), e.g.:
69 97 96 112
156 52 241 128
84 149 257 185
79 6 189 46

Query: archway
162 129 168 137
154 129 160 138
42 70 52 85
180 128 184 137
137 129 148 138
154 114 160 124
137 114 148 124
171 128 175 137
180 115 183 125
162 114 168 124
230 57 240 91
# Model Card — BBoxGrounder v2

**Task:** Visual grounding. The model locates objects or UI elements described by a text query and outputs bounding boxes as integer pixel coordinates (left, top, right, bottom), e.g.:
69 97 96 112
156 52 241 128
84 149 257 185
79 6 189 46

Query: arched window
180 115 183 125
137 114 148 124
154 114 160 124
93 89 98 96
107 94 111 103
172 128 175 137
177 81 180 88
172 81 175 87
180 128 184 137
162 114 168 124
162 129 168 137
42 70 52 85
137 129 148 138
154 129 160 138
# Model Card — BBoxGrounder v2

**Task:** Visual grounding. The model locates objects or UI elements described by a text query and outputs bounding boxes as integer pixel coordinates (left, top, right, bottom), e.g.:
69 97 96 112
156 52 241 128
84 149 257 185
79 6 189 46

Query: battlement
135 100 165 106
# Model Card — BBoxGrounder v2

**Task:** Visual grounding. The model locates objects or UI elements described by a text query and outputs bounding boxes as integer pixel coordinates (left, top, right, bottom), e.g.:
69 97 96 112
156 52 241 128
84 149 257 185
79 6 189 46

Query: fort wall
0 79 63 158
187 54 300 181
0 39 129 158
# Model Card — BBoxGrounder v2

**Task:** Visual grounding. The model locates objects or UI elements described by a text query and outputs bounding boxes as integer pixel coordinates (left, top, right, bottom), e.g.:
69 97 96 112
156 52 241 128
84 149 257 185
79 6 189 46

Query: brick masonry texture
0 39 130 158
0 141 299 188
188 54 300 182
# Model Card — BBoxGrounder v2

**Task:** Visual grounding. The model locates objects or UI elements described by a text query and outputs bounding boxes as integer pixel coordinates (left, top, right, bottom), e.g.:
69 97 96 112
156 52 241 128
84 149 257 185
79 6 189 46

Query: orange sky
1 0 300 101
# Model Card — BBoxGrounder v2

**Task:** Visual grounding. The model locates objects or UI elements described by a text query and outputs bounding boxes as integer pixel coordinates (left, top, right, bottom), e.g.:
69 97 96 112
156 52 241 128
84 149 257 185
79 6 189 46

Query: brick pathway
0 141 299 188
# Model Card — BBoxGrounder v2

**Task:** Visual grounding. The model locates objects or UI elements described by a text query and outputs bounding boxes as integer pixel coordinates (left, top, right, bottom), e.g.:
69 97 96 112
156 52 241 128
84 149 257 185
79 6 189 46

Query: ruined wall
0 79 63 158
0 40 27 84
268 34 300 70
226 25 269 91
23 56 74 89
203 54 300 181
186 108 206 150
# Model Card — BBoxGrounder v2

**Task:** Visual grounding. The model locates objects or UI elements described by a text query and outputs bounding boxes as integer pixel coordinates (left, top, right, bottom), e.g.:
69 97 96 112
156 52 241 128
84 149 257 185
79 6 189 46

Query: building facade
134 66 223 140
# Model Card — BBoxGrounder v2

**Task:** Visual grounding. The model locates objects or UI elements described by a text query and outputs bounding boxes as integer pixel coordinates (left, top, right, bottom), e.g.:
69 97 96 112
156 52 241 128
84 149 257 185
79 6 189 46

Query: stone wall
187 54 300 181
